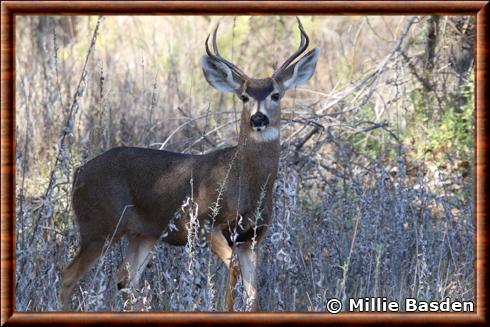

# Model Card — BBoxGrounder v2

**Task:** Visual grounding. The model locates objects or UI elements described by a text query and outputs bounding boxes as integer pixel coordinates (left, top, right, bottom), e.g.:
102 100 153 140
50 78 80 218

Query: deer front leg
210 229 239 311
117 234 158 304
237 242 258 311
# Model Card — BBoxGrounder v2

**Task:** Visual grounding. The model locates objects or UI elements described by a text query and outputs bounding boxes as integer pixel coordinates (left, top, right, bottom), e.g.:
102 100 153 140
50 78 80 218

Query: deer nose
250 112 270 130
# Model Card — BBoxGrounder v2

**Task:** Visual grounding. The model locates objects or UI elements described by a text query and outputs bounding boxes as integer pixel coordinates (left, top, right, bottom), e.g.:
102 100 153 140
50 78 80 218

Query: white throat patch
250 127 279 143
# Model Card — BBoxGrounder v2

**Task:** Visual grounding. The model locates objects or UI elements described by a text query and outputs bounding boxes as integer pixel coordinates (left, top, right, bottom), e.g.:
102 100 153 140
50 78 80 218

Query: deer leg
117 235 158 293
226 256 239 311
59 239 106 310
210 229 239 311
237 242 258 311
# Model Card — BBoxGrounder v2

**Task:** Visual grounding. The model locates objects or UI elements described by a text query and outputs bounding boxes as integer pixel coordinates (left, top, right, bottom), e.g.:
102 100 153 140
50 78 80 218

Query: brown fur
59 101 279 310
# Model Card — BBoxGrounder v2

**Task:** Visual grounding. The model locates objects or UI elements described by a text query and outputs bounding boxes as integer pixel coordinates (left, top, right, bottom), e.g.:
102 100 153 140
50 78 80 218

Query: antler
205 23 248 80
272 17 310 78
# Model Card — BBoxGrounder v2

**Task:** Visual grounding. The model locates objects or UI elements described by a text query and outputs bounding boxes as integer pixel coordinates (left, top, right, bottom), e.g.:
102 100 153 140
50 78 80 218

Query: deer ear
277 47 320 90
201 56 242 93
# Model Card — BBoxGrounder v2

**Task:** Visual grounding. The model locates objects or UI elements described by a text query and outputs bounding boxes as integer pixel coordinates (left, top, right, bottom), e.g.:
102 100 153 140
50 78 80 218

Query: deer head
201 18 320 143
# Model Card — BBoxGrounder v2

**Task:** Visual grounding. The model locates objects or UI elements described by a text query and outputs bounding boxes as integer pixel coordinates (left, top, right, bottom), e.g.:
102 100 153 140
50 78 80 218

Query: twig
157 111 235 150
317 16 417 117
181 119 240 153
294 125 323 151
30 16 104 246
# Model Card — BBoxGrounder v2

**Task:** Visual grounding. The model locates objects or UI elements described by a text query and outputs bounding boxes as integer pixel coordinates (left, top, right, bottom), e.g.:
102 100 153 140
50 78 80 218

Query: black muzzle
250 112 269 130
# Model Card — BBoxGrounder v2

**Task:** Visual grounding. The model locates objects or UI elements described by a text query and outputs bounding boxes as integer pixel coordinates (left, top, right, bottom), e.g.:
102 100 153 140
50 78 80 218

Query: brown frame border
1 1 488 325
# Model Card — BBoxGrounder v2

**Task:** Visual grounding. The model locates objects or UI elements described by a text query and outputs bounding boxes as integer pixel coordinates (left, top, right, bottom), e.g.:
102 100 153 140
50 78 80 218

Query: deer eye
271 93 280 101
240 95 249 103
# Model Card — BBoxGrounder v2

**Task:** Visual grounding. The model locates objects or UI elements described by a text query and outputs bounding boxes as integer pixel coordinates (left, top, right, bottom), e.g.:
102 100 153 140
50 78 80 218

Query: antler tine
273 17 310 78
205 34 213 57
211 23 222 56
207 23 247 79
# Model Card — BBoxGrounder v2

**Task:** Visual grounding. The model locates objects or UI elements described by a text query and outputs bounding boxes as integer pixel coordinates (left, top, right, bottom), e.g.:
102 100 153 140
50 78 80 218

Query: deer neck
236 110 280 185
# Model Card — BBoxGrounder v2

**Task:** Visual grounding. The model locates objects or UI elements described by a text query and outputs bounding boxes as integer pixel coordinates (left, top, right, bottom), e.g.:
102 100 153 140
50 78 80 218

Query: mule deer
59 18 319 311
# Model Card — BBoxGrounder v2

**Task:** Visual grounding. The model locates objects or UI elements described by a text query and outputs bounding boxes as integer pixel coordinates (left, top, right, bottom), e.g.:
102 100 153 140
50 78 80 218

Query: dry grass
15 15 474 311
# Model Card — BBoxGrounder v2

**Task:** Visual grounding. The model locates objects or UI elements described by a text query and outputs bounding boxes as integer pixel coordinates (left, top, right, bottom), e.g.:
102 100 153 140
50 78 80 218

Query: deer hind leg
210 229 239 311
237 242 258 311
117 234 158 294
59 238 106 310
